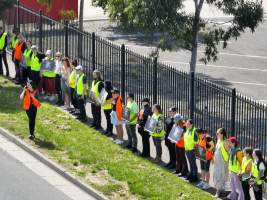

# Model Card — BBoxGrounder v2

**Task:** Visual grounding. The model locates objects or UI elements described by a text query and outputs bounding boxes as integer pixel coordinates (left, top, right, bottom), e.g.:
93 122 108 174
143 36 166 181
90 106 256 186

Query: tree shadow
33 137 56 150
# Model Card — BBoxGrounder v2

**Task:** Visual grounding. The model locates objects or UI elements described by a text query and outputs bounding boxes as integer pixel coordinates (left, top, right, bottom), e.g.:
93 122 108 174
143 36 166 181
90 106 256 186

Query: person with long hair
103 80 113 136
61 57 71 109
213 128 229 197
251 149 266 200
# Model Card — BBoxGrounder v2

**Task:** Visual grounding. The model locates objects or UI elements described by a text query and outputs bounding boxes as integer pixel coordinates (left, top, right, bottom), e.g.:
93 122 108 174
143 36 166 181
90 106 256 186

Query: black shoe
189 176 199 183
95 126 102 130
106 132 113 137
168 165 176 170
125 144 132 149
90 124 96 128
165 163 172 168
6 73 9 77
186 175 192 180
131 147 137 153
28 134 35 140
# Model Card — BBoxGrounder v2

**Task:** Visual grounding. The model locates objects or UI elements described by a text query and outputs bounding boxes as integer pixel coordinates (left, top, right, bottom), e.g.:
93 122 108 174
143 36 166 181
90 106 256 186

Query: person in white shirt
54 52 64 105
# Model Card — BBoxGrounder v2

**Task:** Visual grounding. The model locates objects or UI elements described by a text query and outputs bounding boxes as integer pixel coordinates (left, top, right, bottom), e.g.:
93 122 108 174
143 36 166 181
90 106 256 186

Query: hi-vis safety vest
11 35 19 49
151 113 165 138
184 127 197 151
241 157 252 174
91 80 102 97
14 42 24 61
126 101 138 124
23 48 33 67
31 54 41 72
103 98 112 110
198 136 213 161
76 73 85 96
228 148 241 174
0 32 7 50
220 140 229 162
23 89 41 110
43 58 56 78
69 71 76 89
252 161 265 185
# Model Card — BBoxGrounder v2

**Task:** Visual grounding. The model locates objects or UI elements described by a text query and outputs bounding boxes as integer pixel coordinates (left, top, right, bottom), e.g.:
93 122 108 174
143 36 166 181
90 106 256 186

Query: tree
93 0 263 72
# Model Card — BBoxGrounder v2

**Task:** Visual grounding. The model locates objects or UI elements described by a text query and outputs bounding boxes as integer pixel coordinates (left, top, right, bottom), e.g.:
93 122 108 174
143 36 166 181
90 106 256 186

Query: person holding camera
20 80 41 140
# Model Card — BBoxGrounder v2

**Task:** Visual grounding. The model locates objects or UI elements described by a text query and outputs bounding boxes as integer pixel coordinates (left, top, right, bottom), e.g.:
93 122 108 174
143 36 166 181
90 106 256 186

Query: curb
0 127 108 200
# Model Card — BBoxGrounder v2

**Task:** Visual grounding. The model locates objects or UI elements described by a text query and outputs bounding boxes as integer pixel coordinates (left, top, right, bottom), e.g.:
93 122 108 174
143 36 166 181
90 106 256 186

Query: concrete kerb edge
0 127 109 200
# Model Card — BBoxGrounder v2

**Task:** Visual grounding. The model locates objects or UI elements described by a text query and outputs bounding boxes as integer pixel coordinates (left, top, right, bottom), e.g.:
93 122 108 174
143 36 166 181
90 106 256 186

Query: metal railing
3 2 267 156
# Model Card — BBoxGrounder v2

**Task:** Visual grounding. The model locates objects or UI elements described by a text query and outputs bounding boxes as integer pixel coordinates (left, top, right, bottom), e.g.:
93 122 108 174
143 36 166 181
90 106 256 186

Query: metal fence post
231 88 236 136
64 20 69 57
17 0 20 31
121 44 126 102
190 71 195 121
153 57 158 105
38 10 43 52
91 32 96 71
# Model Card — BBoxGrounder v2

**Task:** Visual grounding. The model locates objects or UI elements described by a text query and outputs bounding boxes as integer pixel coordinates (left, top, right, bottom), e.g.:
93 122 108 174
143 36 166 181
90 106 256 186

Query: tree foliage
93 0 263 71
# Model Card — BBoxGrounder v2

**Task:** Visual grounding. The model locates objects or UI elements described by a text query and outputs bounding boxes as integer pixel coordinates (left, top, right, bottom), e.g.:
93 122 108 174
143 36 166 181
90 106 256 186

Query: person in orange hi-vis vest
196 129 215 190
14 34 26 84
20 80 41 140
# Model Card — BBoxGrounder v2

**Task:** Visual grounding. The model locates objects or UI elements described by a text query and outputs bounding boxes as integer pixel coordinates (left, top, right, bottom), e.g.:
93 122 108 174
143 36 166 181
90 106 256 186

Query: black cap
128 93 134 99
111 88 120 94
168 107 177 112
141 98 150 103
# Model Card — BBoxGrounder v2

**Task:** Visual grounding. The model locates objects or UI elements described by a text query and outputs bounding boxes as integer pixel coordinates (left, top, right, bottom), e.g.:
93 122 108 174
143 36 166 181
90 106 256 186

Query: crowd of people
1 27 267 200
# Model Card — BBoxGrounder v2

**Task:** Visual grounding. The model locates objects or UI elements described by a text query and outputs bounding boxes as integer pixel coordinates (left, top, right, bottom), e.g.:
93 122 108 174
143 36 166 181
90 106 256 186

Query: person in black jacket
0 26 9 76
103 80 113 136
165 107 177 169
137 98 152 157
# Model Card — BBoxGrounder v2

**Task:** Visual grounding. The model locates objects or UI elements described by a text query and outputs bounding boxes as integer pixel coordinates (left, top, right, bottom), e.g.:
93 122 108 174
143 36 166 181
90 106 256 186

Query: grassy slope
0 76 214 200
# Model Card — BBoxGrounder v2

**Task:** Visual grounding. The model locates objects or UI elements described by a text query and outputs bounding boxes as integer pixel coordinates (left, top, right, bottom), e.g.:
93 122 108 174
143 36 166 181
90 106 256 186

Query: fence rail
3 3 267 156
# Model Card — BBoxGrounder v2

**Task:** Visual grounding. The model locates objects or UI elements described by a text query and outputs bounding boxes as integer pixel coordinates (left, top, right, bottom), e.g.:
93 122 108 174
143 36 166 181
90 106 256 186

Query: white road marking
198 51 267 59
161 61 267 72
209 80 267 87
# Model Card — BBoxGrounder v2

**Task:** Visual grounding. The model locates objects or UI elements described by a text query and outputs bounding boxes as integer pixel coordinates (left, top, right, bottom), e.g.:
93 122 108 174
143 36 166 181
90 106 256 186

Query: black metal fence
3 2 267 156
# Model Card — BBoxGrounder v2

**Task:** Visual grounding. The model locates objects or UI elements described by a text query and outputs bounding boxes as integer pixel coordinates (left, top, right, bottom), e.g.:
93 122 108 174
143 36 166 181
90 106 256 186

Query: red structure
20 0 78 20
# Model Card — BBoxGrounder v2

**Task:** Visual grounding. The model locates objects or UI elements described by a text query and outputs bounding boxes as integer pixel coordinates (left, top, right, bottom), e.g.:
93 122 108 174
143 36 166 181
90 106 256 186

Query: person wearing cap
20 80 41 140
90 70 104 130
125 93 139 153
227 136 244 200
111 89 124 145
54 52 64 105
75 65 87 122
175 119 188 177
0 26 9 76
10 27 20 66
102 80 113 136
137 98 152 157
13 34 26 84
196 129 215 190
184 119 199 182
41 50 56 97
151 104 165 163
30 45 45 87
22 40 33 82
164 107 177 169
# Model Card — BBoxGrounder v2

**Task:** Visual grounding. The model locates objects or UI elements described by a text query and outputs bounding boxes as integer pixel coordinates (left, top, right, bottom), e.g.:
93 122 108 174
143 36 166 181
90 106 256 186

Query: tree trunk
189 0 204 72
78 0 84 58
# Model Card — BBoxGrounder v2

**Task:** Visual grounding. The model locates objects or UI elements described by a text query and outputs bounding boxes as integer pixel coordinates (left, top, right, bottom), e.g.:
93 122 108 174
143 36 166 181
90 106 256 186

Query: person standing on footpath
103 80 113 136
23 40 33 80
0 26 9 77
90 70 104 130
30 45 45 88
151 104 165 163
125 93 139 153
164 107 177 169
184 119 199 183
75 65 88 122
20 80 41 140
137 98 152 158
54 52 64 105
111 89 124 145
227 136 244 200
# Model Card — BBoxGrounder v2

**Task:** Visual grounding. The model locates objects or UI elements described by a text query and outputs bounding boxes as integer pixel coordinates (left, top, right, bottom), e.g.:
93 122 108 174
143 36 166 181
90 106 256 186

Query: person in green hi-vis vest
0 26 9 76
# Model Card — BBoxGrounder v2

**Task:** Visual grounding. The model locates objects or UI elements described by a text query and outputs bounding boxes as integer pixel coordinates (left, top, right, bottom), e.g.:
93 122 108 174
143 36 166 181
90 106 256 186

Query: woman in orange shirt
175 119 188 177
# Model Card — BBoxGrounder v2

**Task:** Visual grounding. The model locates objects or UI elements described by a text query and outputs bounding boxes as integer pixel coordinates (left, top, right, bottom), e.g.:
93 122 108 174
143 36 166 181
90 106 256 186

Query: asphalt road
0 148 72 200
82 4 267 104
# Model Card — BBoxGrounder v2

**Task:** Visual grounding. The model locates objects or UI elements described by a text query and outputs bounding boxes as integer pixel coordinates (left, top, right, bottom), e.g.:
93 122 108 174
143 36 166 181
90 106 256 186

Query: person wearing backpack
250 149 266 200
227 137 245 200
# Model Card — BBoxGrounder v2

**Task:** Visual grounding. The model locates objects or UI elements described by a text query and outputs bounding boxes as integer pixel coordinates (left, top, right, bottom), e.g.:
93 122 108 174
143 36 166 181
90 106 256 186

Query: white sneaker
202 183 211 190
115 139 124 145
196 181 205 188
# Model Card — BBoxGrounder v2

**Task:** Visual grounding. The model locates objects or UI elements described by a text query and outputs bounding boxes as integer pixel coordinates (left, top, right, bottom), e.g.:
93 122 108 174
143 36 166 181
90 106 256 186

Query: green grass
0 76 214 200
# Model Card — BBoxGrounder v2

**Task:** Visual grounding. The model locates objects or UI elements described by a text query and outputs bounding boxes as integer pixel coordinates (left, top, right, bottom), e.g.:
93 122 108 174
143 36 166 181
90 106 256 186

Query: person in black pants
90 70 104 130
0 26 9 76
55 52 63 105
103 80 113 136
165 107 177 170
20 81 41 140
137 98 152 157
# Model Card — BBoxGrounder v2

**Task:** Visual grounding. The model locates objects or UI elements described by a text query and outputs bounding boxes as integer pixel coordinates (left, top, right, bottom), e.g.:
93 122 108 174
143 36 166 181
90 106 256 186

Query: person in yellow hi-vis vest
75 65 88 122
125 93 139 153
227 137 244 200
251 149 266 200
68 62 79 114
151 104 165 163
22 40 33 82
90 70 104 130
0 26 9 76
103 80 113 136
30 45 45 88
